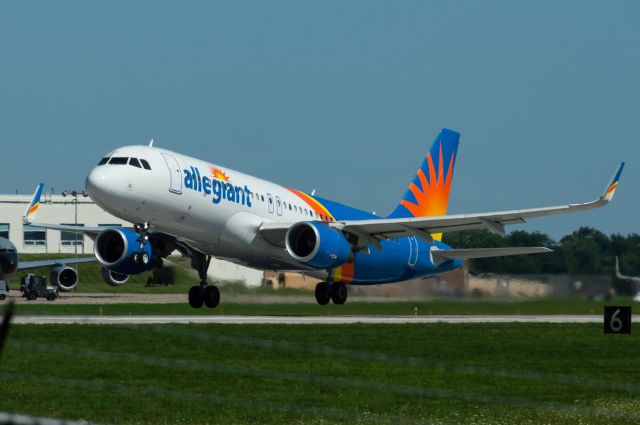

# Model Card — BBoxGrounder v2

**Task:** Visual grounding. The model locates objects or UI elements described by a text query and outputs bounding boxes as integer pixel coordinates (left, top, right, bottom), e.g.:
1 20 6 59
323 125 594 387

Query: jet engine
101 267 130 286
285 222 352 269
49 266 78 291
94 227 155 275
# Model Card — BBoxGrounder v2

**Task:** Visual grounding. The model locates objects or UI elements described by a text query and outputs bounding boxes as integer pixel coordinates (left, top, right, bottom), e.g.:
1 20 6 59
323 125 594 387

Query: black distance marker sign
604 306 631 334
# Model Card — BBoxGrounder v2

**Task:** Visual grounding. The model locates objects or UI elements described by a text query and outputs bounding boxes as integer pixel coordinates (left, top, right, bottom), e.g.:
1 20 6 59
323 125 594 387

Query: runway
11 315 638 325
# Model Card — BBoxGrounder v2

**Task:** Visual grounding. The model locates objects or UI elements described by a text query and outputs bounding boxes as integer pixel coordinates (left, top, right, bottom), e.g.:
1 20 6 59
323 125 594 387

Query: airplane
0 184 98 300
23 129 624 308
615 256 640 302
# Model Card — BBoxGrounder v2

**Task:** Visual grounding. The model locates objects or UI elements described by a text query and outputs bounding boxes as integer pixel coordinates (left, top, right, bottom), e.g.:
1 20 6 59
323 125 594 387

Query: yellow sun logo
210 167 230 182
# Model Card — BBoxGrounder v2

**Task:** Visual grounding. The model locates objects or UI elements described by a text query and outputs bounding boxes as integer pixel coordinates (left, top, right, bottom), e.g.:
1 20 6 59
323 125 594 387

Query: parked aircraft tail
23 183 44 225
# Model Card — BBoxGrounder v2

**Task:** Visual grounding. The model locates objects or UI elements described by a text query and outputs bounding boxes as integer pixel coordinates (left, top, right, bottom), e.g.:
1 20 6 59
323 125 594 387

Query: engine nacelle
285 222 352 269
49 266 78 291
101 267 130 286
94 227 155 275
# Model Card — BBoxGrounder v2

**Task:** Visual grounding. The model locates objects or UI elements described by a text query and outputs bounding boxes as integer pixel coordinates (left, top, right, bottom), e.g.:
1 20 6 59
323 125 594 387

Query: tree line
444 227 640 294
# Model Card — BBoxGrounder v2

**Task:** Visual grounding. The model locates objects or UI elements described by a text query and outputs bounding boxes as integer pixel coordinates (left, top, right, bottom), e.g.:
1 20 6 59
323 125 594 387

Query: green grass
2 297 637 316
0 323 638 424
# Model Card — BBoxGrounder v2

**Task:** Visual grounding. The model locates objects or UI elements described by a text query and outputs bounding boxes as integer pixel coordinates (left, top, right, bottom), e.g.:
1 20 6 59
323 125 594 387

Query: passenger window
140 159 152 170
261 195 265 202
129 158 142 168
109 157 128 165
98 157 109 165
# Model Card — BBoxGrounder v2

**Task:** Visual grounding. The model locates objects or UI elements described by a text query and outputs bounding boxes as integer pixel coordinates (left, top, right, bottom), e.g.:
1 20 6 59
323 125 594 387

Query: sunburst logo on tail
400 142 455 218
210 167 230 182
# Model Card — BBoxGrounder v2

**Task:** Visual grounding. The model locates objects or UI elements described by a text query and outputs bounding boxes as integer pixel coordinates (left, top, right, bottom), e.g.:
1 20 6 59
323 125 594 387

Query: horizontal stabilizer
433 247 552 261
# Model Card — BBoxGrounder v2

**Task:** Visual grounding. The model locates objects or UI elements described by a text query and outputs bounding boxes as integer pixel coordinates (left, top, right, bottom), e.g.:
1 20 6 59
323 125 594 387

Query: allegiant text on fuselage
183 167 252 207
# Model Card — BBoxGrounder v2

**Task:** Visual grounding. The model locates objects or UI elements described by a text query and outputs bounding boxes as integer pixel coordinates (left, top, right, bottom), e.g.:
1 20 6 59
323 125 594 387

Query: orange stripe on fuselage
287 188 335 220
336 261 355 284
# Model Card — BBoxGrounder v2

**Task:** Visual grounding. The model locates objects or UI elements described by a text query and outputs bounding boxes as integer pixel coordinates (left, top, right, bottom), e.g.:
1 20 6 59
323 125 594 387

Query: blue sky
1 1 638 239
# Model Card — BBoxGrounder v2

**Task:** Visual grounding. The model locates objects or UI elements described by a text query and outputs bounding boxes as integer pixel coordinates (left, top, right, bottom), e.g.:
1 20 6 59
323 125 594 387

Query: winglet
602 162 624 202
23 183 44 225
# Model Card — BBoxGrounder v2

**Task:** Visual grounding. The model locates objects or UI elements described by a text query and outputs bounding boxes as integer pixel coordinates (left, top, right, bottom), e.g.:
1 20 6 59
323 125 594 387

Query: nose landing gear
188 252 220 309
131 223 152 266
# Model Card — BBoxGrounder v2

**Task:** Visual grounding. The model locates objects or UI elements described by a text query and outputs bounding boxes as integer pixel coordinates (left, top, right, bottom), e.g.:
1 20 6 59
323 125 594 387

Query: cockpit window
129 158 142 168
140 159 151 170
109 157 128 165
98 157 109 165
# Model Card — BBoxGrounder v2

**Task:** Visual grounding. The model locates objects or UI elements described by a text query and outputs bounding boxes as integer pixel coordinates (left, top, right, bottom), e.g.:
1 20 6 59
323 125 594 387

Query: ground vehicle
0 281 8 301
20 274 58 301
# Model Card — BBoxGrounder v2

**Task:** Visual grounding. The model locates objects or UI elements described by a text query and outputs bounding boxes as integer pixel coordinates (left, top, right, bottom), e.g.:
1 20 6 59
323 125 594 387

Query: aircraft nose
85 166 110 201
0 252 18 275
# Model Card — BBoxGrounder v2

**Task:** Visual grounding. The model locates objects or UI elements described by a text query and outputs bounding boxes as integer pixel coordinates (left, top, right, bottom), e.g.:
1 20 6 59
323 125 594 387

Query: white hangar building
0 191 263 286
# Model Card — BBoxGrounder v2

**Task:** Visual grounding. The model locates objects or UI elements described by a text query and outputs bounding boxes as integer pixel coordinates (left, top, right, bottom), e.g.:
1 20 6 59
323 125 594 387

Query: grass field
0 323 638 424
1 297 637 317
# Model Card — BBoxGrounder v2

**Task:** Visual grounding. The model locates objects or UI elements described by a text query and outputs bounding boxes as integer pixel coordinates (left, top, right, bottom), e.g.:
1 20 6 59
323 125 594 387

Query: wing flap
433 247 552 261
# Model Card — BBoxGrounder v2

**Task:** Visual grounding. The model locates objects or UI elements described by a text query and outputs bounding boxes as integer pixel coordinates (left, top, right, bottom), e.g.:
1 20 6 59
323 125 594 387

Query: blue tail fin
388 128 459 227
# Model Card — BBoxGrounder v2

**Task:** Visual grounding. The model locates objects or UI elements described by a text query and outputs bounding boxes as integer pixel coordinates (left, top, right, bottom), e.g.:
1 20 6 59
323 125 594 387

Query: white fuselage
85 145 324 271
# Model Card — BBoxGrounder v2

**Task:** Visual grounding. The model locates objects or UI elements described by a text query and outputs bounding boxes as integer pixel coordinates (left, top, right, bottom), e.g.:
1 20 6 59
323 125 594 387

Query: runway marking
11 315 640 325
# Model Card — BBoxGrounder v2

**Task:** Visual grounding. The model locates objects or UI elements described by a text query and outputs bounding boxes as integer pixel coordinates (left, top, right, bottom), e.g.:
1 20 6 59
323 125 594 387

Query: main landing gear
315 281 348 305
188 252 220 309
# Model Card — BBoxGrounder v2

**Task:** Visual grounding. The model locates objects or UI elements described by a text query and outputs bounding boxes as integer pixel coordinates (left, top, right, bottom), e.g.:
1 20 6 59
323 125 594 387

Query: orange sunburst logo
210 167 230 182
400 142 455 218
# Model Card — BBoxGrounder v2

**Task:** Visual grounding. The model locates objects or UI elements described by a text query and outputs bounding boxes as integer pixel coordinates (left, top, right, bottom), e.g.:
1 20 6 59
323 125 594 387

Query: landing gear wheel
204 286 220 308
315 282 331 305
331 283 348 305
132 252 142 265
188 286 204 308
142 252 149 265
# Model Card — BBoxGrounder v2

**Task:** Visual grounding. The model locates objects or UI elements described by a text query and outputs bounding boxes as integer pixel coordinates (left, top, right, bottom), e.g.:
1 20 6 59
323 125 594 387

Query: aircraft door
267 194 274 213
275 196 283 216
161 153 182 194
408 236 418 268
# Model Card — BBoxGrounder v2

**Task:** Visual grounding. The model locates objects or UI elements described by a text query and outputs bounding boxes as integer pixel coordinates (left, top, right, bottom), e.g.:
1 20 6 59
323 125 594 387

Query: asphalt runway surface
12 315 639 325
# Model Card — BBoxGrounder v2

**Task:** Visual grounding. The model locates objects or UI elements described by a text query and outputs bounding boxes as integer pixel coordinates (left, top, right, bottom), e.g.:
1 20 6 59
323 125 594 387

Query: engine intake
50 266 78 291
94 227 155 275
285 222 352 269
101 267 130 286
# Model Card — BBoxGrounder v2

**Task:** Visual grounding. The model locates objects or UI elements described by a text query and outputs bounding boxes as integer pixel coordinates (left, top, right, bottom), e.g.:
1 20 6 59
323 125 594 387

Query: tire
204 286 220 308
314 282 331 305
331 283 348 305
0 294 6 301
142 253 149 265
47 293 55 301
27 290 38 301
188 286 204 308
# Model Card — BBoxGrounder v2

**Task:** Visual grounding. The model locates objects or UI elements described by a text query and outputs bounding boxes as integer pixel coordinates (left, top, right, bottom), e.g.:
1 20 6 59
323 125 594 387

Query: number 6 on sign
604 306 631 334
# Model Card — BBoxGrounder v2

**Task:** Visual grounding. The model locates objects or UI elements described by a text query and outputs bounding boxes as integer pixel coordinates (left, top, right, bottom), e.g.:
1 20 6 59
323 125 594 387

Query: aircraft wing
260 163 624 248
23 223 105 240
432 247 551 261
18 257 96 271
